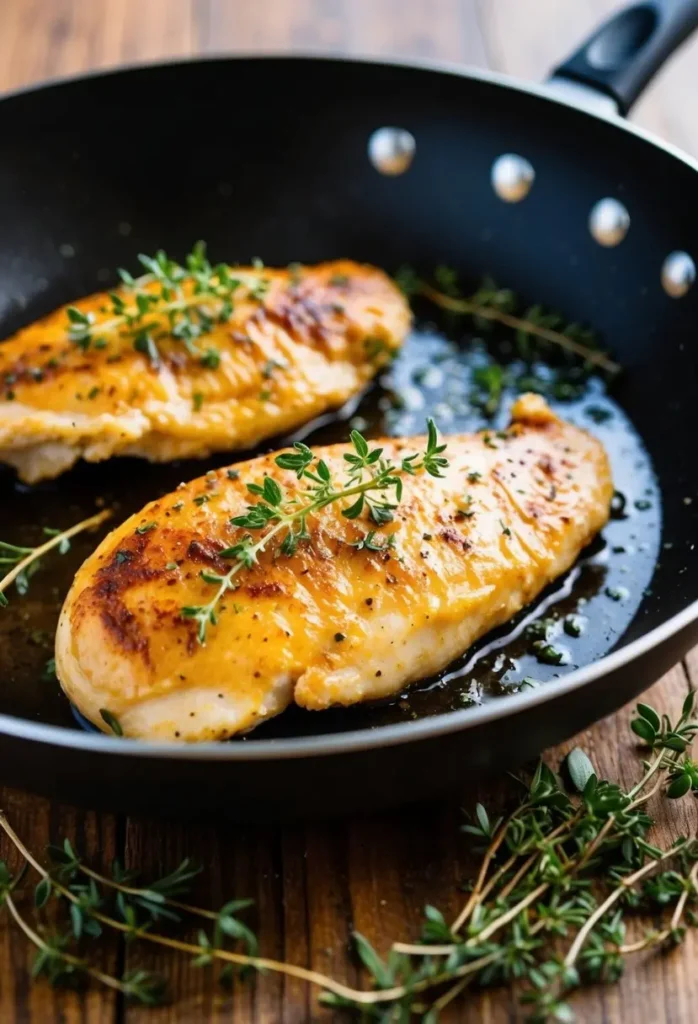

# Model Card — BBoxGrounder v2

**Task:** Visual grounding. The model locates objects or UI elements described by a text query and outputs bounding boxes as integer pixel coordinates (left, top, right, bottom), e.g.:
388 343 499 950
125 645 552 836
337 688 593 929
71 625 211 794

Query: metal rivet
661 251 695 298
368 127 415 176
588 198 630 247
491 154 535 202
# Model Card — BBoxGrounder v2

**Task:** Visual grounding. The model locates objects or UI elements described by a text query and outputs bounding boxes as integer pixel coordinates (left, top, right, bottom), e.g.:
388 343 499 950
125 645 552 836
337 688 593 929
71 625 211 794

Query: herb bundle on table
1 695 697 1020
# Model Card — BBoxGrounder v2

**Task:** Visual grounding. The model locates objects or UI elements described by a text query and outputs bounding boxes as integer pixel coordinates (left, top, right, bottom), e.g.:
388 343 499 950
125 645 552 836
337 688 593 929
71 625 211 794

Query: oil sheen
0 318 661 738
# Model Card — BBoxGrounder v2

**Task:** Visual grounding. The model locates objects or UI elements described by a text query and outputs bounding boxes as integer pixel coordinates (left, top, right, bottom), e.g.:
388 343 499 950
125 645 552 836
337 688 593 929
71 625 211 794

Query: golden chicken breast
56 394 613 742
0 254 409 483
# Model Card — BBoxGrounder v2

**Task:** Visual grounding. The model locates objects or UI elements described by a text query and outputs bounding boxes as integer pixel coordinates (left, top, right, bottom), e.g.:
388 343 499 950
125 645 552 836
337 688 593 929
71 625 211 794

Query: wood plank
1 1 698 1022
550 665 698 1024
115 667 697 1024
0 788 120 1024
0 3 194 1022
0 0 195 94
196 0 488 66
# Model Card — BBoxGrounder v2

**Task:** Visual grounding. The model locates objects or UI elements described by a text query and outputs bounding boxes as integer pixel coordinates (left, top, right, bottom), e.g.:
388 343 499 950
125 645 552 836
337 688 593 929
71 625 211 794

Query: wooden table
1 2 698 1020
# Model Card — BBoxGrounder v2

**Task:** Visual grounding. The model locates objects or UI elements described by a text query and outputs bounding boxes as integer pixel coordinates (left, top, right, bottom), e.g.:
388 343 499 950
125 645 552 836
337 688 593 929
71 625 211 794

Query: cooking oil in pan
0 320 660 737
249 323 661 737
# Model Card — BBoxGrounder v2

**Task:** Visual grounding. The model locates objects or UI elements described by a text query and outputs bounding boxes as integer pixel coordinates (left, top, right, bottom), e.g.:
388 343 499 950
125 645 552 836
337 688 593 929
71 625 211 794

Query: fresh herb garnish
0 511 111 607
1 694 698 1015
64 242 268 360
564 614 584 638
99 709 123 737
199 347 221 369
398 266 618 375
473 363 507 417
532 640 566 665
180 420 447 644
350 530 396 552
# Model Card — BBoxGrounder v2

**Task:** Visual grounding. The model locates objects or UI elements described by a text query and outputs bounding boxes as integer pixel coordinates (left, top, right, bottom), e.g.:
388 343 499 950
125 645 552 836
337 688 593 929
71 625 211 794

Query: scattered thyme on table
1 693 698 1018
181 419 448 644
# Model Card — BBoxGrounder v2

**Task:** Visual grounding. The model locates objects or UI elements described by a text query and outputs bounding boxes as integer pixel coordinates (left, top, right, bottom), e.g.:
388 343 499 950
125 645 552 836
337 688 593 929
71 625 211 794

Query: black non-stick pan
1 1 698 819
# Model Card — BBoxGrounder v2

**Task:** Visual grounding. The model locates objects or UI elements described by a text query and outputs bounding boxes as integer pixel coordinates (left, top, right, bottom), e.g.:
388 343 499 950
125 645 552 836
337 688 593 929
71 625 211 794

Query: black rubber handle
551 0 698 115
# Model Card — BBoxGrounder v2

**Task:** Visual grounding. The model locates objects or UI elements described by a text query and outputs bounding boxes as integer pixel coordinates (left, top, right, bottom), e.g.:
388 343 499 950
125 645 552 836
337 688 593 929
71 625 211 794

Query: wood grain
1 0 698 1021
0 790 121 1024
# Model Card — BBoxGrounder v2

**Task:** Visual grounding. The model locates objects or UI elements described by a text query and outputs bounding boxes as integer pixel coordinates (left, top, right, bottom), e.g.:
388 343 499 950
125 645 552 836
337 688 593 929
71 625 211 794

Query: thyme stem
0 510 112 605
419 281 620 374
451 805 526 933
1 695 697 1017
618 861 698 954
4 892 138 996
75 862 219 922
563 838 693 969
0 813 404 1006
184 419 447 643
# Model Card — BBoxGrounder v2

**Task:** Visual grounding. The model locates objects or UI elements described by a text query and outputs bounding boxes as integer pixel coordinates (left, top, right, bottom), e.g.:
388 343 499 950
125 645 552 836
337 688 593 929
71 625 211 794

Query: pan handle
550 0 698 116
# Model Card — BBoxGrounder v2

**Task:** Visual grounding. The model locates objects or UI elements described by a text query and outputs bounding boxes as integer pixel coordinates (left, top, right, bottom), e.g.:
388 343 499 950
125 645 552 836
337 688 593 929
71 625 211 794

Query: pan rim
0 596 696 758
3 49 698 175
1 51 696 760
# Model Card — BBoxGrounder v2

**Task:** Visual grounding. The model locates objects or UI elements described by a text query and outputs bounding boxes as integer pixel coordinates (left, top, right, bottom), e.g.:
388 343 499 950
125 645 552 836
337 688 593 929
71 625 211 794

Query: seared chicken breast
0 259 409 483
56 394 613 741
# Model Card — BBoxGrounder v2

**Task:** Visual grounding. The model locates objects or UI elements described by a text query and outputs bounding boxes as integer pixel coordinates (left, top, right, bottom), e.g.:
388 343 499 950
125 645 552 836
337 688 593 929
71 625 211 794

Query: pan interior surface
0 57 696 748
0 312 663 740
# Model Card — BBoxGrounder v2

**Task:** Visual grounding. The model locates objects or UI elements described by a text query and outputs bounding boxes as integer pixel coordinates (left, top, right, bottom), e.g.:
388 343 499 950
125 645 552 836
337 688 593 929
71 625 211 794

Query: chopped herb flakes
99 708 123 736
200 347 221 369
532 641 566 666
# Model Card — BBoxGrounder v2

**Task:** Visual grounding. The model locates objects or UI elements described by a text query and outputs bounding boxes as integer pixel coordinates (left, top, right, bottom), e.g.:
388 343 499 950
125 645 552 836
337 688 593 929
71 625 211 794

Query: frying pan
1 1 697 820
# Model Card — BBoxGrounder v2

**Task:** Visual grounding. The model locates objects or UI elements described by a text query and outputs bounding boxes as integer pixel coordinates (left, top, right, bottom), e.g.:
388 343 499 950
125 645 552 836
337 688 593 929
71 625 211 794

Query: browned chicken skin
56 394 613 741
0 260 409 482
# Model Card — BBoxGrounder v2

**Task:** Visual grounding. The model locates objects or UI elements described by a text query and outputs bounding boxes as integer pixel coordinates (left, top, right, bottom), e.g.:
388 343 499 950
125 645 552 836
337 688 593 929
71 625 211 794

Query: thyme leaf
180 420 448 644
0 510 112 607
64 242 269 358
1 696 698 1015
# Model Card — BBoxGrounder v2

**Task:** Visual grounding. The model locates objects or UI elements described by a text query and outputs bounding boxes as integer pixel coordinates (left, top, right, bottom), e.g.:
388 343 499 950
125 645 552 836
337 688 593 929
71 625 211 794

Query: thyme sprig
65 242 268 364
397 265 620 376
0 510 111 607
181 420 448 644
1 693 697 1017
